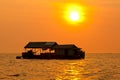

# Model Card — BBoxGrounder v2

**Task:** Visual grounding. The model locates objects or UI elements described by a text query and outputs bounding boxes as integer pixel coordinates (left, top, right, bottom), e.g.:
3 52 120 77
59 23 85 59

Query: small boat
16 56 22 59
16 42 85 59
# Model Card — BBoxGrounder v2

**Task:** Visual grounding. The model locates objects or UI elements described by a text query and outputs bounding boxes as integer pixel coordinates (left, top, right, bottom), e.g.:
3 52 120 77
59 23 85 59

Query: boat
16 42 85 59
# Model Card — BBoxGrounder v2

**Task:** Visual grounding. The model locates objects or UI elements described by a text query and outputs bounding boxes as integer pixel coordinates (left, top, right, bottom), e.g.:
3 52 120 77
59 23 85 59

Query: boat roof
53 44 80 49
24 42 58 48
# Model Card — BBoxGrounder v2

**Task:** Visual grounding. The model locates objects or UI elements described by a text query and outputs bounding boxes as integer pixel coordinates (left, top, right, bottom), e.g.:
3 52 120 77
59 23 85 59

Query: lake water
0 53 120 80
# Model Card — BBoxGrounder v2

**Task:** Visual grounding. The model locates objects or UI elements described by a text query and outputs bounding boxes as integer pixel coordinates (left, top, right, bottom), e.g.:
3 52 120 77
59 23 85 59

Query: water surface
0 53 120 80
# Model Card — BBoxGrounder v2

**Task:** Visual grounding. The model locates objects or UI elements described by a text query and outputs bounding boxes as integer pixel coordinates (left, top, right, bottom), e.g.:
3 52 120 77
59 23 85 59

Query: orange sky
0 0 120 53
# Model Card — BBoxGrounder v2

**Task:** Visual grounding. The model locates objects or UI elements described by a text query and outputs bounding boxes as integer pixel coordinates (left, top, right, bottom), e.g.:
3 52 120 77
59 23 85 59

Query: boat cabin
20 42 85 59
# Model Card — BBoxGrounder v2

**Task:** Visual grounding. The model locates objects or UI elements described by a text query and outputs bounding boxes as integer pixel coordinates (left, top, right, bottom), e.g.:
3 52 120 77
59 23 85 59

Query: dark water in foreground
0 53 120 80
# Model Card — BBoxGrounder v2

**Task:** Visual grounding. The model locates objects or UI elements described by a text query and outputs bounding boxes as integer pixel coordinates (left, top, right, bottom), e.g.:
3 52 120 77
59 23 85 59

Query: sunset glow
0 0 120 53
64 3 85 24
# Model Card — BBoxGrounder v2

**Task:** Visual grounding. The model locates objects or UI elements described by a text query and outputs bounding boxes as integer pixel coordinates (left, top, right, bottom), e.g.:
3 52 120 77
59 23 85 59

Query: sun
63 3 85 24
69 11 79 21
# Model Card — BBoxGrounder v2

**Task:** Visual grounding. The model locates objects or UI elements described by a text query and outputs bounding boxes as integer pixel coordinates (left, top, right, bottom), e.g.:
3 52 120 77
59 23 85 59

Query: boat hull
18 52 85 59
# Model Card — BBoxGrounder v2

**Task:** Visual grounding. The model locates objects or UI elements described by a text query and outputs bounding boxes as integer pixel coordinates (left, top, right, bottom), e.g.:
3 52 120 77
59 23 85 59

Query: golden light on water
56 61 87 80
64 3 85 25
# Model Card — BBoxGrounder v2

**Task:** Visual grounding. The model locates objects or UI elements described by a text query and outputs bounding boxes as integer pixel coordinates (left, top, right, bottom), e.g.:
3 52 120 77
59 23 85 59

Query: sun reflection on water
56 60 87 80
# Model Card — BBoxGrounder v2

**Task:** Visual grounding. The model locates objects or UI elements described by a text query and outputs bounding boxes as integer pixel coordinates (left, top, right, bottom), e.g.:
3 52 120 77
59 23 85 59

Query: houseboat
16 42 85 59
